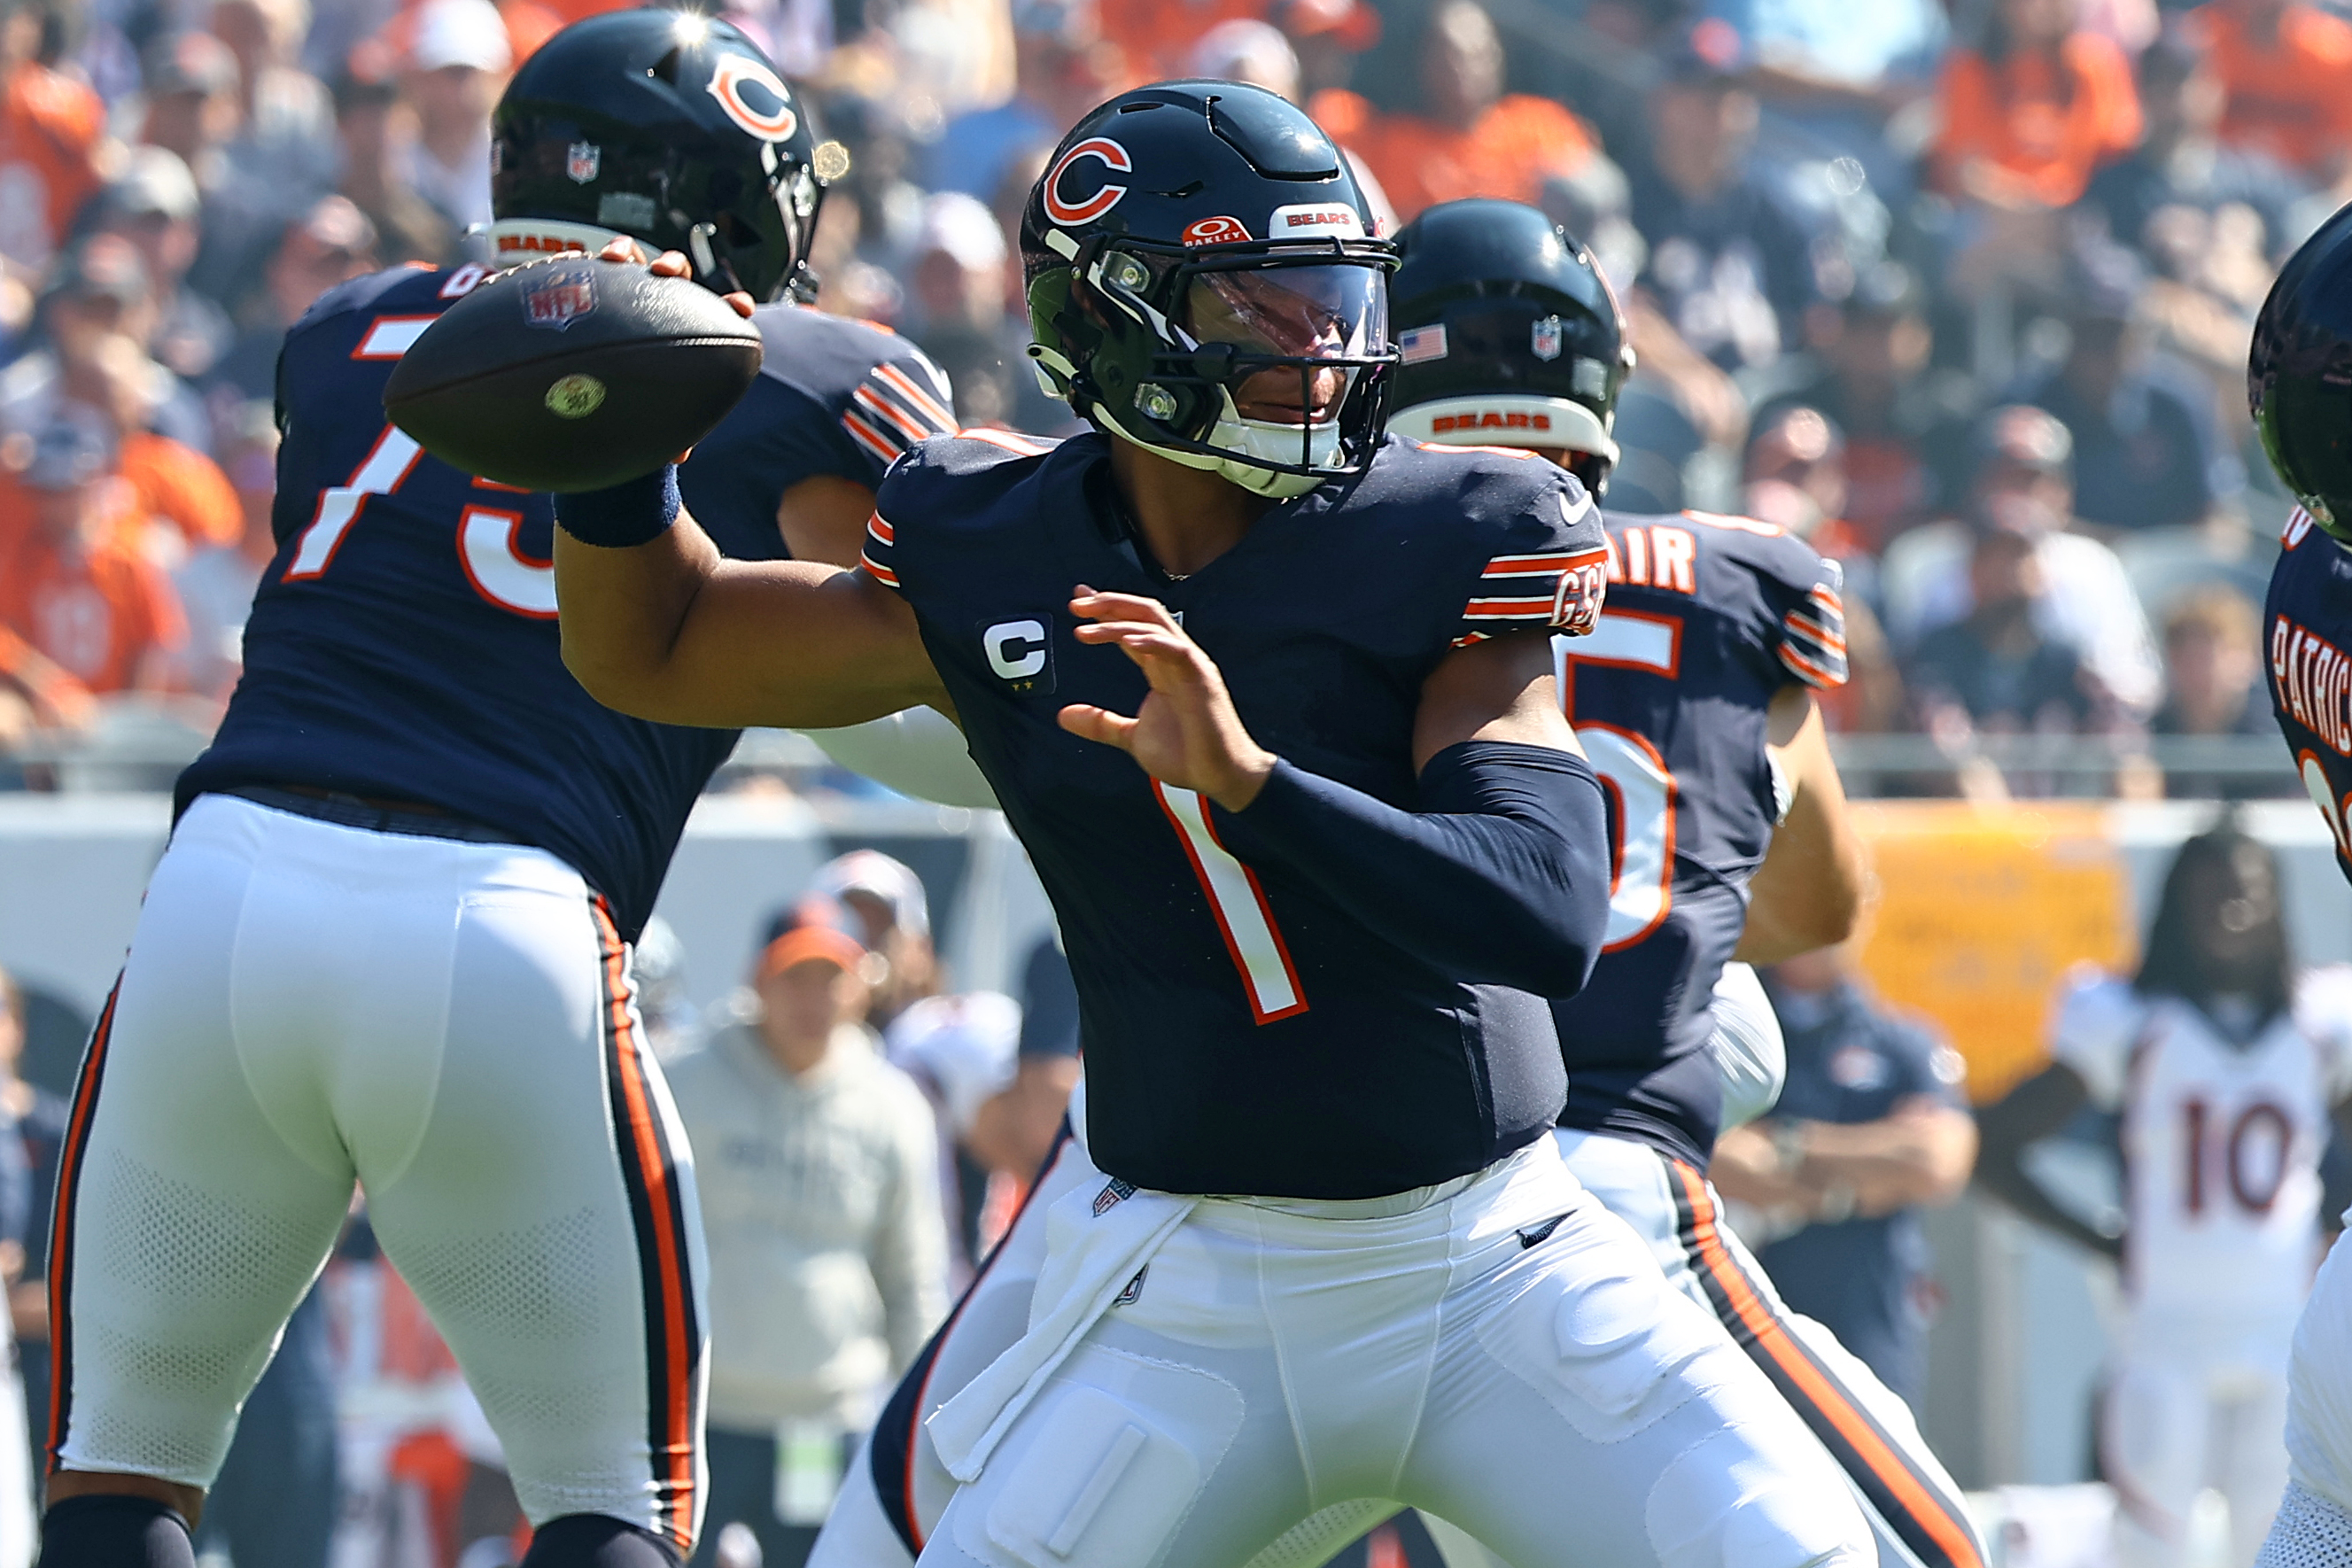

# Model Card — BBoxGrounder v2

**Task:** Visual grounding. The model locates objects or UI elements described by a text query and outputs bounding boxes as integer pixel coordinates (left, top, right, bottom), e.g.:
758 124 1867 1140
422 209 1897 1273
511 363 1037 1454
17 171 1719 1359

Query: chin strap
1091 388 1347 501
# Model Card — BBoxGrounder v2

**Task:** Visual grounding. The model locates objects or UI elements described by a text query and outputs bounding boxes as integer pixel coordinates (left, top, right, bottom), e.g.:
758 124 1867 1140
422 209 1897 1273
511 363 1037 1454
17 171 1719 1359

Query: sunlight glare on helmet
671 11 710 47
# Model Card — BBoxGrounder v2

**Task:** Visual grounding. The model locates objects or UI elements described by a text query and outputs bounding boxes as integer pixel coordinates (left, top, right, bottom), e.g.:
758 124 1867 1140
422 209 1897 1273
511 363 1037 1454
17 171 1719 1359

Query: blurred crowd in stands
0 0 2333 797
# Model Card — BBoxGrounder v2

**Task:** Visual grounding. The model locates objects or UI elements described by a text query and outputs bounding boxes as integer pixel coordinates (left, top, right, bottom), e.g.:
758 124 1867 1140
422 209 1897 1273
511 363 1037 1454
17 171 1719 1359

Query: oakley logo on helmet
1269 203 1364 238
706 53 798 142
1181 215 1251 247
1044 137 1132 227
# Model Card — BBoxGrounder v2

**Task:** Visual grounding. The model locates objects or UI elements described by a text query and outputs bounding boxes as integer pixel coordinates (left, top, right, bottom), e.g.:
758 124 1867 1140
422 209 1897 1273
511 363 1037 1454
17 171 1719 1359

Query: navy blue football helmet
1021 82 1396 498
491 10 829 304
2252 200 2352 544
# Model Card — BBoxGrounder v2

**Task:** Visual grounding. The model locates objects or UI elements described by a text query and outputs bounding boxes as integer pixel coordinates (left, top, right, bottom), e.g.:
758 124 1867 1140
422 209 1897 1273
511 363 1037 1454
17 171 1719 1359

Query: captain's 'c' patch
982 617 1056 694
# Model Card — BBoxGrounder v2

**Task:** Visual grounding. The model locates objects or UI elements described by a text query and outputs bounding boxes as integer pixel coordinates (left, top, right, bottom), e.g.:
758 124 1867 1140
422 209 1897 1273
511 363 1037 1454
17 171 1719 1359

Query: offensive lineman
37 15 951 1568
2207 197 2352 1568
1386 198 1987 1568
555 82 1872 1568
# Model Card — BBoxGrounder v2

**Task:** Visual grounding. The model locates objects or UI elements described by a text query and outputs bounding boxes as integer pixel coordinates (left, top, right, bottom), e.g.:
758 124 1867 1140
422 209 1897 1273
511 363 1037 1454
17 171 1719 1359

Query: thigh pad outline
961 1347 1245 1568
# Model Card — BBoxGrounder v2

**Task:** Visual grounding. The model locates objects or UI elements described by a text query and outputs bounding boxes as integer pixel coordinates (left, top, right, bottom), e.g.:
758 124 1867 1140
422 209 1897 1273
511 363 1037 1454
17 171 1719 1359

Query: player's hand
602 239 754 462
1059 587 1276 811
601 237 755 319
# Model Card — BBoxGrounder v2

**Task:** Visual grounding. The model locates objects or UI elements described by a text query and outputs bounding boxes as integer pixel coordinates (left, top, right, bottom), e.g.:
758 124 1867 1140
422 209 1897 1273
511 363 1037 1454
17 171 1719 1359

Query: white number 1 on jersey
1154 781 1308 1024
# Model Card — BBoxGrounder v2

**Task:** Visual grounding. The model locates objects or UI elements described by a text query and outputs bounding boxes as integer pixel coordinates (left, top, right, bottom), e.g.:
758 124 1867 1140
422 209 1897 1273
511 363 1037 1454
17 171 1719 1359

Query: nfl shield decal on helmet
523 264 597 330
1532 314 1565 361
566 140 600 183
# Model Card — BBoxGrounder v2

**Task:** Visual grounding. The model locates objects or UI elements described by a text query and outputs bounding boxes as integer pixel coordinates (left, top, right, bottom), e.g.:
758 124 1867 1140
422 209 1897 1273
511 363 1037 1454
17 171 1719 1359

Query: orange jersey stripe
841 410 899 464
961 427 1055 456
854 384 935 446
1783 613 1849 656
873 362 956 432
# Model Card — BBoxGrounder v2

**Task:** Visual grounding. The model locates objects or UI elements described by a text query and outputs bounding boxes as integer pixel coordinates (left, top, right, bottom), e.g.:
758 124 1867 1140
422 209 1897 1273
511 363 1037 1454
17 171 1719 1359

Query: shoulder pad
2048 964 2142 1105
2295 965 2352 1036
1677 509 1843 596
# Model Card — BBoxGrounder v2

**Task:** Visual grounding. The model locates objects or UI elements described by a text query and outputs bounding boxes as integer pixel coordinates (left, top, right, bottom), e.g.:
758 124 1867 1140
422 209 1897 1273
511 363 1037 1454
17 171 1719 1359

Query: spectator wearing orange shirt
0 421 184 696
0 0 105 274
1316 0 1598 224
1933 0 2142 211
2191 0 2352 178
1099 0 1268 81
1269 0 1378 98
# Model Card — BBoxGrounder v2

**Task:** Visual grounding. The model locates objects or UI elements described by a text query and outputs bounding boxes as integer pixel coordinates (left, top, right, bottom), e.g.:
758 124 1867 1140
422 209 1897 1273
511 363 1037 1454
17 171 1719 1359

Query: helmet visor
1183 263 1387 361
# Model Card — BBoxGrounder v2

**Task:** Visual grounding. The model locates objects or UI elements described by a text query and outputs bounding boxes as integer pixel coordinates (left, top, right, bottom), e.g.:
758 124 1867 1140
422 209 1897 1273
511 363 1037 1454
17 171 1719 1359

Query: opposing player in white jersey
36 18 957 1568
1980 826 2352 1568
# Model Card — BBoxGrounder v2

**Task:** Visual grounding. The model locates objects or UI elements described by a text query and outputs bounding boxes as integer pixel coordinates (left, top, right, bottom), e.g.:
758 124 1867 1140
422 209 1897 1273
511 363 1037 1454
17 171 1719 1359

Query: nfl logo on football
1531 314 1565 361
524 265 597 330
566 141 601 184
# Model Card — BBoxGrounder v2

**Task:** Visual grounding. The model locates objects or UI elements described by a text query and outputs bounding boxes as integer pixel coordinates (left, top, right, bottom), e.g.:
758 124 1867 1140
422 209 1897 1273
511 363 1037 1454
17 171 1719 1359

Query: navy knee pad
40 1494 197 1568
521 1513 686 1568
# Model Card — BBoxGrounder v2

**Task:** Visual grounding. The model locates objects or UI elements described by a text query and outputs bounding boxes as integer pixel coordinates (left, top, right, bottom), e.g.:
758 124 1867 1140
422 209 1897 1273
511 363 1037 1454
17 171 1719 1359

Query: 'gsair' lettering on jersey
2272 613 2352 756
1604 524 1697 595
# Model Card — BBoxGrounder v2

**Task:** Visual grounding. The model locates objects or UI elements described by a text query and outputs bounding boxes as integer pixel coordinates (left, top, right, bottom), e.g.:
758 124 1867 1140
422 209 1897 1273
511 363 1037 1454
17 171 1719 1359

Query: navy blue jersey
2269 505 2352 877
1551 508 1848 1166
177 266 943 939
862 430 1607 1199
678 303 953 546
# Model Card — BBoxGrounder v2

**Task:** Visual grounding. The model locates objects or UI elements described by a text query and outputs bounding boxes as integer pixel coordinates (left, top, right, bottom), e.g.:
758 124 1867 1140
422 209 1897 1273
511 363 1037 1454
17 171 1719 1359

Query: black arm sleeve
1210 740 1611 998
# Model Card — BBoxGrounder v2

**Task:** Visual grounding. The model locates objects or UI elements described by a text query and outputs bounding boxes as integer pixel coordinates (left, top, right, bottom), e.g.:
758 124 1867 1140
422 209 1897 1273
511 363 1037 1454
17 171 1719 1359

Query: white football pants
46 794 709 1547
2103 1320 2294 1568
825 1126 1867 1568
1554 1130 1986 1568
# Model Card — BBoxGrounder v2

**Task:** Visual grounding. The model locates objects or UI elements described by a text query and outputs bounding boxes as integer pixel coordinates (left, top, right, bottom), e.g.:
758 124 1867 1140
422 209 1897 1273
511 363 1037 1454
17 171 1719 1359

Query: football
383 255 764 493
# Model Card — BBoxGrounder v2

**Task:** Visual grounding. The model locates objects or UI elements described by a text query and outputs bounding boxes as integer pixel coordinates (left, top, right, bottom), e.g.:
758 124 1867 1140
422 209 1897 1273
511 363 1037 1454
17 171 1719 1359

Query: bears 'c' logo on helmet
1044 138 1132 227
706 54 798 142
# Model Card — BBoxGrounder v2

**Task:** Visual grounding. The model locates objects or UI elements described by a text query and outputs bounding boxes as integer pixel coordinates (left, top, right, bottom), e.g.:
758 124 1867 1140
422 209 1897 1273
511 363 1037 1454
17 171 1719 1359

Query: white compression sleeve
801 707 999 809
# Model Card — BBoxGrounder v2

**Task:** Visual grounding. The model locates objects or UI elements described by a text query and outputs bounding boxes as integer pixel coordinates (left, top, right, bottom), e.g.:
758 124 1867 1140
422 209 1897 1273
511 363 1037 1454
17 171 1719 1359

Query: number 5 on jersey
1561 611 1682 951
